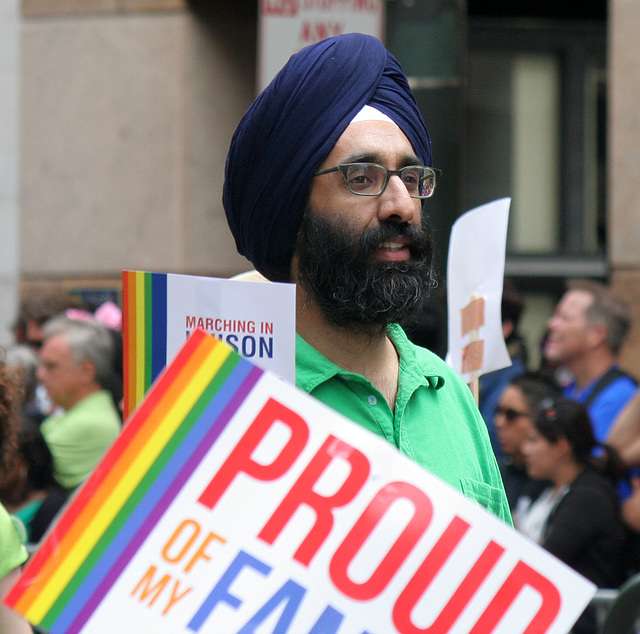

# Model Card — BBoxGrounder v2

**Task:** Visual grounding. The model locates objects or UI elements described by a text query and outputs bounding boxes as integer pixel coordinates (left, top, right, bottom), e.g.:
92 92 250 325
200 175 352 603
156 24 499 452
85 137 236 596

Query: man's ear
79 358 97 385
587 322 607 349
502 319 515 340
555 435 573 461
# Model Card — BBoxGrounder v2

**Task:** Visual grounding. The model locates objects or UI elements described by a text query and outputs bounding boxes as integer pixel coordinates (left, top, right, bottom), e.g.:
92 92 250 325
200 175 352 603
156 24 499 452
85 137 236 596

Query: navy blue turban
223 33 432 279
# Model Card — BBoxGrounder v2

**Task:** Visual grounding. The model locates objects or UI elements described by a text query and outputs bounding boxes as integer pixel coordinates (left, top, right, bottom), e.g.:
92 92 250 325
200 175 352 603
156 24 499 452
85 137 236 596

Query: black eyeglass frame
313 162 441 199
495 405 532 423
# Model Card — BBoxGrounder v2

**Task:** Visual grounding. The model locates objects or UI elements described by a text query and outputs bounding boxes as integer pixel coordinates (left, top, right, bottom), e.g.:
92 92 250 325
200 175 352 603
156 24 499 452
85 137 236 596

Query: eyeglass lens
345 164 435 198
495 405 530 422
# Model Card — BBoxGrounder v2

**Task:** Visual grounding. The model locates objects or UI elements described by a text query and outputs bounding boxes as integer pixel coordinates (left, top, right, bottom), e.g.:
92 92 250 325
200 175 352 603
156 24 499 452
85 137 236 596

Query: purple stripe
66 364 263 633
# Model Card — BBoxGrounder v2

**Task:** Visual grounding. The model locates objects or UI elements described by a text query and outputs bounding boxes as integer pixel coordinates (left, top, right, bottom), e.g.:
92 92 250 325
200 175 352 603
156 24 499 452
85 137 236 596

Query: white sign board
258 0 385 92
122 271 296 418
447 198 512 382
10 330 596 633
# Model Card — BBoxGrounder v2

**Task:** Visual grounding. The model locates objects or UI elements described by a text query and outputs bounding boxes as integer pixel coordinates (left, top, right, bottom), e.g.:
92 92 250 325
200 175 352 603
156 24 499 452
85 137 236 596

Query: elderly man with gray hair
37 316 121 491
544 279 638 443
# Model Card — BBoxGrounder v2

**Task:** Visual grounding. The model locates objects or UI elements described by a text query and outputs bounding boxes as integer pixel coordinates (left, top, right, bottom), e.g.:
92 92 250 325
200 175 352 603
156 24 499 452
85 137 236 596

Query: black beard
296 208 436 334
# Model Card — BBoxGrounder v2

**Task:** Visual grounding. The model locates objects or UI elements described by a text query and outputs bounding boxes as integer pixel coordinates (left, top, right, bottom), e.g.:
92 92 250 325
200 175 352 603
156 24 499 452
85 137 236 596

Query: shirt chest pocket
460 478 507 519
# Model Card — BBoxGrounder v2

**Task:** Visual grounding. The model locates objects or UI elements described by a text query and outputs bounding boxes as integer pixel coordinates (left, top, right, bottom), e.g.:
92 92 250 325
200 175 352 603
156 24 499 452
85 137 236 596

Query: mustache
320 220 431 263
296 208 437 331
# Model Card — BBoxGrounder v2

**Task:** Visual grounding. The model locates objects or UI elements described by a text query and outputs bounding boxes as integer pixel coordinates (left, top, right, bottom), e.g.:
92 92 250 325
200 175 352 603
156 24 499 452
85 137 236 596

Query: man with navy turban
224 34 511 524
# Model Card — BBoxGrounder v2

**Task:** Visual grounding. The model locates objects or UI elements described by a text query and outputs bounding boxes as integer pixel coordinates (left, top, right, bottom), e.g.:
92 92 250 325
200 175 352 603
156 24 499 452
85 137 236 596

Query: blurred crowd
0 278 639 633
479 278 640 634
0 290 123 631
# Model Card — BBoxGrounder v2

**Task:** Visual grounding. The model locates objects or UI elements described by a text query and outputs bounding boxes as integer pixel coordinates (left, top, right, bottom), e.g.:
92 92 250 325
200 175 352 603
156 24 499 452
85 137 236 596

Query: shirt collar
296 323 445 392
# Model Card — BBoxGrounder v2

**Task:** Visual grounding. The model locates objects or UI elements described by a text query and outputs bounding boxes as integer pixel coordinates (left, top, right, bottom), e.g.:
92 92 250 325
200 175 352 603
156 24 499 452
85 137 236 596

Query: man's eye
348 168 370 183
402 170 420 185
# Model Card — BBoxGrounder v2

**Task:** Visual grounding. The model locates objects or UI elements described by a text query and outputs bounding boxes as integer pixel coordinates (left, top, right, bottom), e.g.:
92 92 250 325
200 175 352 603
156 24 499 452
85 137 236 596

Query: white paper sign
122 271 296 419
166 273 296 383
447 198 512 381
258 0 385 92
11 331 595 633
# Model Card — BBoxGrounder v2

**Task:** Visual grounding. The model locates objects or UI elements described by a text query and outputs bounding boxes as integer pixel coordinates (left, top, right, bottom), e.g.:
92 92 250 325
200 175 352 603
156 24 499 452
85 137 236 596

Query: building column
609 0 640 376
0 0 19 345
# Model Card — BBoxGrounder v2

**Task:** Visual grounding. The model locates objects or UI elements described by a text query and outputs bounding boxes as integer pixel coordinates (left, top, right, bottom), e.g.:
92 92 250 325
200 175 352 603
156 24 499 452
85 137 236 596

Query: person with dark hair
222 33 511 523
13 289 83 352
479 278 528 459
0 420 68 545
544 279 637 442
520 396 627 633
494 372 560 510
0 360 33 633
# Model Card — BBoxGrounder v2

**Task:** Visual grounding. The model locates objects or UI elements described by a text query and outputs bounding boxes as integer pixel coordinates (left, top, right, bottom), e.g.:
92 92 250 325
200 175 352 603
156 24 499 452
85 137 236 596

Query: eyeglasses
495 405 532 423
26 339 42 351
313 162 440 199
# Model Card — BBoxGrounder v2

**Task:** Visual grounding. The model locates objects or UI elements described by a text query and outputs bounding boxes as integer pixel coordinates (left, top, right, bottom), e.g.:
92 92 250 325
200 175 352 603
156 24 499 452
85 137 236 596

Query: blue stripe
53 359 262 633
151 272 167 384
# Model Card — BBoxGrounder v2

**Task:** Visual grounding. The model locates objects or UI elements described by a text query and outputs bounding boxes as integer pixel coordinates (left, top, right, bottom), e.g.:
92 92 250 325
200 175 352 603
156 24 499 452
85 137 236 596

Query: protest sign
258 0 384 92
122 271 295 418
447 199 512 396
7 329 595 633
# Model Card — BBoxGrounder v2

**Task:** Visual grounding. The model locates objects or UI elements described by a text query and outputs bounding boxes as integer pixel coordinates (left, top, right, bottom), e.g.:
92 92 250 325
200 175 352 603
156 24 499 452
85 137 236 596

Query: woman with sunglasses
494 372 560 513
521 396 628 633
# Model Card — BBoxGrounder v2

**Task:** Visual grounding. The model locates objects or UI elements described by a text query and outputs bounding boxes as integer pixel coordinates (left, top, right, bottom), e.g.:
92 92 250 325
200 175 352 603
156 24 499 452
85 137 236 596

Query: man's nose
377 175 419 224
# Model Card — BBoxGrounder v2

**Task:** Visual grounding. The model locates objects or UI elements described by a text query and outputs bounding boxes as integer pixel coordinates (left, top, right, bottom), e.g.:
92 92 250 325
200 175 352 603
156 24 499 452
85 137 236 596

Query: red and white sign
258 0 385 91
447 198 512 382
12 331 595 633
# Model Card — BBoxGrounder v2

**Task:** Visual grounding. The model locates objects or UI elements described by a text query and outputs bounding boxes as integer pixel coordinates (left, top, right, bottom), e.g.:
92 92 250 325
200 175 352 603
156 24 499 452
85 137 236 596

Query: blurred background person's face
522 427 564 481
494 385 533 464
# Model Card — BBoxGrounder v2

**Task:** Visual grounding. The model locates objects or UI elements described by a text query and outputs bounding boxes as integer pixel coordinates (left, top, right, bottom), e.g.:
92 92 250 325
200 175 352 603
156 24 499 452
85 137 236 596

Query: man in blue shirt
544 279 637 442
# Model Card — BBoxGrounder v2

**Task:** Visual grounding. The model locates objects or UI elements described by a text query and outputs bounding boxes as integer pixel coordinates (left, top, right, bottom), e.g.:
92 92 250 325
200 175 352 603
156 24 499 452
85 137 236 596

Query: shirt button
368 395 377 406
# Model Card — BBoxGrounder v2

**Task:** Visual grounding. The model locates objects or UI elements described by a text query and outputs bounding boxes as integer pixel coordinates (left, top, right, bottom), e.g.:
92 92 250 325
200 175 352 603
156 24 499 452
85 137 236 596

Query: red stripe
8 329 212 604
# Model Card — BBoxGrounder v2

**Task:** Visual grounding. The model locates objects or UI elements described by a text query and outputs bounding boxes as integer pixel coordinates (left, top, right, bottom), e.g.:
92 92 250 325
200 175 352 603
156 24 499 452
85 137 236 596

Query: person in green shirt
37 316 121 492
223 34 511 525
0 503 31 634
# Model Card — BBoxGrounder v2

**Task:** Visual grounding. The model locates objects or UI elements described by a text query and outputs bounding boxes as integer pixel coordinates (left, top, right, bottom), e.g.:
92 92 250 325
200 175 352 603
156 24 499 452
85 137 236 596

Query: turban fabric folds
223 33 432 279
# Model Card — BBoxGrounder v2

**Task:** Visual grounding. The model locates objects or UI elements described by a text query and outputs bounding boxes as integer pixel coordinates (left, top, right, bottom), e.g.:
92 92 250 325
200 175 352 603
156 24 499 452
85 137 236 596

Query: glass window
465 51 561 254
583 58 607 254
465 22 606 261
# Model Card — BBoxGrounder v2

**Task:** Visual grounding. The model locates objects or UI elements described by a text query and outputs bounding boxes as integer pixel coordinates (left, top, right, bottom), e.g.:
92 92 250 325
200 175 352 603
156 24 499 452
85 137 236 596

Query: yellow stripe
24 342 230 622
134 271 147 406
14 334 220 615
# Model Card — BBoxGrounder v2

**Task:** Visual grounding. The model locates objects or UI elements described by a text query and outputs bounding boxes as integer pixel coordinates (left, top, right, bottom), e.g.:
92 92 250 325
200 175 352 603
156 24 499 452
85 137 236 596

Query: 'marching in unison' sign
8 331 595 634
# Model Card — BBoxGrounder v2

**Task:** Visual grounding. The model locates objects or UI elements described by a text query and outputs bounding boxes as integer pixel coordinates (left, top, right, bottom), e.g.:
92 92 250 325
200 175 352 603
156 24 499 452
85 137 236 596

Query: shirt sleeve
0 504 28 579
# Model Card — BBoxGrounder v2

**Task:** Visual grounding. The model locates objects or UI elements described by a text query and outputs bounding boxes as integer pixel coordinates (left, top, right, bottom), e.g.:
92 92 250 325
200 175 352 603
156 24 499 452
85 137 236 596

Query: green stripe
41 352 241 628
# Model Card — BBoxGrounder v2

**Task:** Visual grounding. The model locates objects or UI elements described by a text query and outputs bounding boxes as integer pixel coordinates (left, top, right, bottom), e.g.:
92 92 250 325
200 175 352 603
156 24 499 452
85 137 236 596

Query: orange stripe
124 271 140 419
11 331 214 612
122 271 132 419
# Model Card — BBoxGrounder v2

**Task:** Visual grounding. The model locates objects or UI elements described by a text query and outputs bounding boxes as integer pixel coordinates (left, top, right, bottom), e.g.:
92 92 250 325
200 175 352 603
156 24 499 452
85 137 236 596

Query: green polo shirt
0 504 27 579
41 390 121 491
296 323 512 525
